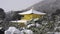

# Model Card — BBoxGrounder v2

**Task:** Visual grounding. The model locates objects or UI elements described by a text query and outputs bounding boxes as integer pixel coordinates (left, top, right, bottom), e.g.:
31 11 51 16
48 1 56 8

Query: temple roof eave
18 9 46 15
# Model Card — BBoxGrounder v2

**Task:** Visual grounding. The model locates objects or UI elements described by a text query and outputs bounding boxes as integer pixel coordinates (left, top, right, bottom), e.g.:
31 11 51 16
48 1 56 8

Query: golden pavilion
19 9 46 20
11 9 46 27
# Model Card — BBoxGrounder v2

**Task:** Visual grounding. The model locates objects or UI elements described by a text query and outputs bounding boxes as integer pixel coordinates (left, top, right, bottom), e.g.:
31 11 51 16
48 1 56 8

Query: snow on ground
5 27 33 34
5 27 21 34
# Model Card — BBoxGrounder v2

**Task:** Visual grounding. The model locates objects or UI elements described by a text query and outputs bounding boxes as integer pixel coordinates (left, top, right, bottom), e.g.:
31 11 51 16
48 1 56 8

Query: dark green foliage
12 13 23 20
0 8 5 20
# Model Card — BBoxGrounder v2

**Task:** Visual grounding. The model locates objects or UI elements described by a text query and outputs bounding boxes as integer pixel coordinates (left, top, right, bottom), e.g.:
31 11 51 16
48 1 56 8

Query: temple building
11 9 46 27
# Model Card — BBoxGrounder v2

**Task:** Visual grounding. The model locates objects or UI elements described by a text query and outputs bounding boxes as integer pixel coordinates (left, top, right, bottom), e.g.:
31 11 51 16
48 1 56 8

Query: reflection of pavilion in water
11 9 46 27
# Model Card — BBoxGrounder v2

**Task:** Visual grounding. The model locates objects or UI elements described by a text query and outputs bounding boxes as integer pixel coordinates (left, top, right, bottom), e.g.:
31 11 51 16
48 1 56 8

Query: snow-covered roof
10 20 29 25
10 20 28 23
33 18 39 21
18 9 46 15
